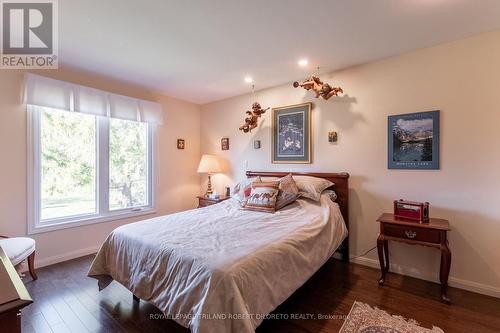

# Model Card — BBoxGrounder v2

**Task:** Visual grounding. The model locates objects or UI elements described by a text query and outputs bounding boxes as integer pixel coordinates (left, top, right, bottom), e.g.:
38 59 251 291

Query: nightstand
197 195 230 208
376 213 452 303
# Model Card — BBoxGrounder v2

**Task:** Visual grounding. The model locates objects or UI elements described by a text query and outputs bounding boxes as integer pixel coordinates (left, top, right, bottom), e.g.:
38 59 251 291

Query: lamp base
205 174 213 196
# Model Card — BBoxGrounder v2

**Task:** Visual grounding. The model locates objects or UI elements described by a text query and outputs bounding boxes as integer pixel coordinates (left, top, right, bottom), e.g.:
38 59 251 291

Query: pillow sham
294 175 334 202
275 173 300 210
242 181 279 213
232 176 261 204
323 189 338 202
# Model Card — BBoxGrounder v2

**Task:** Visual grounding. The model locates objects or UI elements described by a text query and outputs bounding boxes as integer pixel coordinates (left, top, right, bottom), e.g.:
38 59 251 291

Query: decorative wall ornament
328 131 338 143
272 102 312 164
388 110 440 169
221 137 229 150
293 67 343 100
177 139 185 149
239 84 269 133
254 140 261 149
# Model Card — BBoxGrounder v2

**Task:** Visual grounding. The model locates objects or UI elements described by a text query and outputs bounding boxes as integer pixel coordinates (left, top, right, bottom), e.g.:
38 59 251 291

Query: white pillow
293 175 334 202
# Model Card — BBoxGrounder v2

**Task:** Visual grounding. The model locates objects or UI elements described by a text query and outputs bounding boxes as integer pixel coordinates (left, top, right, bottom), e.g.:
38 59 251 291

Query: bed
88 171 350 333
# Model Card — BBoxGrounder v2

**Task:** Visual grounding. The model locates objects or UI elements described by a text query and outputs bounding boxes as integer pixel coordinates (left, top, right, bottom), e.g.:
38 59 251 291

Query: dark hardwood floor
20 255 500 333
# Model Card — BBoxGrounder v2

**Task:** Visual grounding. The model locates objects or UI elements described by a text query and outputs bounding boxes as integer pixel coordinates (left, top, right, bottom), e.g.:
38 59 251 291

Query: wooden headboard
246 171 350 262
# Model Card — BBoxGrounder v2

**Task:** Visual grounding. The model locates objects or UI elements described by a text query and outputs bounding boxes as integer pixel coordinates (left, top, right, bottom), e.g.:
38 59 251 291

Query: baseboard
351 256 500 299
36 245 100 268
449 276 500 299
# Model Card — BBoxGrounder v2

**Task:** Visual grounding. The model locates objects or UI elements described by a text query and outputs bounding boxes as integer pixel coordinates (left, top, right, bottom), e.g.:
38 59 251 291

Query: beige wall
0 67 201 266
200 30 500 297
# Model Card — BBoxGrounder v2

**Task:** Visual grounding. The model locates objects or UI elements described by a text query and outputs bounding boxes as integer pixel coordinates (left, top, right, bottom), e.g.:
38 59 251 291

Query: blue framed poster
272 102 312 164
388 110 440 169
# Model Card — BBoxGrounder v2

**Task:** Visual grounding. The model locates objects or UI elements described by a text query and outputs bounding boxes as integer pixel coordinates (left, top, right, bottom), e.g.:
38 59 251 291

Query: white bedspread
88 194 347 333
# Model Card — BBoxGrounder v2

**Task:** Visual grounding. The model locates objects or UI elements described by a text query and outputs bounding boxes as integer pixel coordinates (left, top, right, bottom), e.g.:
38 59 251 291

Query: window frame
27 105 157 235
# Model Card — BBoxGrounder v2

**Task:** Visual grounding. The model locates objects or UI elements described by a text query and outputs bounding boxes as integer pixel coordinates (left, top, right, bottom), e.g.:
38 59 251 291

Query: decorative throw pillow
275 174 300 210
232 177 261 204
242 181 279 212
323 189 338 202
294 175 334 202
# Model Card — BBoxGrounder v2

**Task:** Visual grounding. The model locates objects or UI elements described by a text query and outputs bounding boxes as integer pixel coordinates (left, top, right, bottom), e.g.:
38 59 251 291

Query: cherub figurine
293 75 343 100
239 102 269 133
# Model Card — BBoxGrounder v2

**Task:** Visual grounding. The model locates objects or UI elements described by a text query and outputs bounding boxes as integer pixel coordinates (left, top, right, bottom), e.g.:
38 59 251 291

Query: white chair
0 235 37 280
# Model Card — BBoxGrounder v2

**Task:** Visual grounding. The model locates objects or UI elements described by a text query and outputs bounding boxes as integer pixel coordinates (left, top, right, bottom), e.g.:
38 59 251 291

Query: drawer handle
405 230 417 239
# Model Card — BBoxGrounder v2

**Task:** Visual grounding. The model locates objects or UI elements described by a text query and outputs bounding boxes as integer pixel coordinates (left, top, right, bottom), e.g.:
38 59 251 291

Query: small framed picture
254 140 261 149
328 131 338 143
388 110 440 169
221 137 229 150
177 139 185 149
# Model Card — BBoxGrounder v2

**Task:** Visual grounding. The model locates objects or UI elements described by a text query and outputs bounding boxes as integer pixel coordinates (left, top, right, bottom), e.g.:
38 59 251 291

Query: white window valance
23 73 163 125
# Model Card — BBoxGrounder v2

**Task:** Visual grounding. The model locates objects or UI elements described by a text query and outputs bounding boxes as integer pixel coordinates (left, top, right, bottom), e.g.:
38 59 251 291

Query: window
109 118 149 210
28 105 156 233
40 108 97 220
24 73 162 233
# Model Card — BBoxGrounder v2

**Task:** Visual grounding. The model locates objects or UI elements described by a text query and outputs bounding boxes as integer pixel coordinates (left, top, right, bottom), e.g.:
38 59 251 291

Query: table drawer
383 224 440 243
198 200 216 208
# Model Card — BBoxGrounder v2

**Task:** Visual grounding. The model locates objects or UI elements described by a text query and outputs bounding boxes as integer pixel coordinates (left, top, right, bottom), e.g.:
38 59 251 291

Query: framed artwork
254 140 261 149
272 102 312 164
328 131 338 143
388 110 440 169
177 139 185 149
221 137 229 150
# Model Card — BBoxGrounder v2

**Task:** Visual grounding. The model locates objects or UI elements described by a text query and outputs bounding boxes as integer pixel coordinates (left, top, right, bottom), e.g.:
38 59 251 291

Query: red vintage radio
393 199 429 222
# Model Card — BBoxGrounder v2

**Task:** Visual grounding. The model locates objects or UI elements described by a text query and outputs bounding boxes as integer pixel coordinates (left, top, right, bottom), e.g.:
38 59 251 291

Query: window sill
27 208 157 235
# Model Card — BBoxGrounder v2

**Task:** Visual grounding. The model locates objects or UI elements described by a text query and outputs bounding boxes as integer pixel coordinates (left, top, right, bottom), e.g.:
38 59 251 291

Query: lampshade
197 154 222 174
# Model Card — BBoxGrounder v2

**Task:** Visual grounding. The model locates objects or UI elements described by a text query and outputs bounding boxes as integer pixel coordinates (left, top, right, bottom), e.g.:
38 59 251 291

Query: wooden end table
376 213 452 304
197 195 230 208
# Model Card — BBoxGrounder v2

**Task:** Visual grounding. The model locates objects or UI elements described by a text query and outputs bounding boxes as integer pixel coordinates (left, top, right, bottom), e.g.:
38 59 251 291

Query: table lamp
197 154 222 196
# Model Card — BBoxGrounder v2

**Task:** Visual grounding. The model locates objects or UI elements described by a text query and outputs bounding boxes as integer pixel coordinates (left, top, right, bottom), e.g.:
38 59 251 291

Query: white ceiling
60 0 500 104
